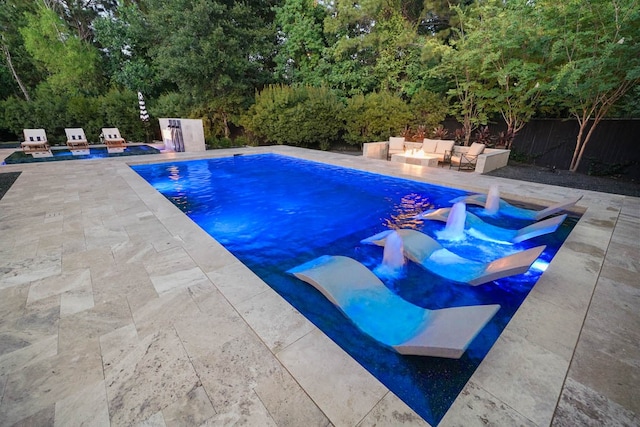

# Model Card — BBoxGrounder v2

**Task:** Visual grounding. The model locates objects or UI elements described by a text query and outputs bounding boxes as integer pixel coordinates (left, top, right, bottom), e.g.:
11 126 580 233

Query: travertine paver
0 146 637 426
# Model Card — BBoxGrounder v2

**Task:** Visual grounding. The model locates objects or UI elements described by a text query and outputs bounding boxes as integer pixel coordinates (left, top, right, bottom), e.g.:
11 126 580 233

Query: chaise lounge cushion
388 136 406 157
420 138 455 162
389 137 405 150
467 142 485 156
21 129 52 157
435 140 455 156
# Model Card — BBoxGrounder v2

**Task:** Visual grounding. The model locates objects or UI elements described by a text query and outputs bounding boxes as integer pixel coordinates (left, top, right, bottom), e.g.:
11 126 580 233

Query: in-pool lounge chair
451 192 583 221
417 207 568 244
64 128 90 155
362 229 545 286
22 129 52 157
102 127 126 153
288 255 500 358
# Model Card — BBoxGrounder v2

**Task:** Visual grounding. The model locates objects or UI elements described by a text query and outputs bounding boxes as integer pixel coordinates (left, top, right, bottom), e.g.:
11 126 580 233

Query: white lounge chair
21 129 52 157
102 127 126 153
288 255 500 358
417 207 568 244
64 128 90 155
451 193 583 220
362 229 546 286
450 142 485 171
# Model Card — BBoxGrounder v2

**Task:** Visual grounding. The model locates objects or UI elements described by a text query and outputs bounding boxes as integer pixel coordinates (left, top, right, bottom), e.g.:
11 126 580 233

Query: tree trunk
1 43 31 102
570 117 601 172
569 119 586 172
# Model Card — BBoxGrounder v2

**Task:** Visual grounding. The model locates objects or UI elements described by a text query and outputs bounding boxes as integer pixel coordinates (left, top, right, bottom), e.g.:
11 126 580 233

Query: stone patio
0 145 638 426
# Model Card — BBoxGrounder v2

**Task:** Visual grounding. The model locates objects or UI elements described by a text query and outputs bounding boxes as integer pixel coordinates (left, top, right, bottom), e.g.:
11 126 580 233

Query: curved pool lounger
418 208 568 244
287 255 500 358
362 229 546 286
450 194 582 221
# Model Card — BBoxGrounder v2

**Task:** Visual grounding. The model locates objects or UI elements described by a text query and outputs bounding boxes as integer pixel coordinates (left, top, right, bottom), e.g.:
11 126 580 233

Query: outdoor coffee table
391 153 439 168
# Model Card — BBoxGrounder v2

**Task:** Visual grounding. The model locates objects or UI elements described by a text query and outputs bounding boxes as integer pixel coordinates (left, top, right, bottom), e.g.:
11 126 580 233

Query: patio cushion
436 140 455 154
468 143 485 156
422 139 438 153
389 137 405 150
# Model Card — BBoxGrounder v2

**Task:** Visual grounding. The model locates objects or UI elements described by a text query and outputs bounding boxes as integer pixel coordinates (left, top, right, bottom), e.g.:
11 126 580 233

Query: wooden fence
444 118 640 180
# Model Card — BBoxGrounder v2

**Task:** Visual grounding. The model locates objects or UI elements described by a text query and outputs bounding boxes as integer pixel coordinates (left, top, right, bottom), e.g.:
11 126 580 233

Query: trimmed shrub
343 90 412 145
1 86 148 144
242 84 344 149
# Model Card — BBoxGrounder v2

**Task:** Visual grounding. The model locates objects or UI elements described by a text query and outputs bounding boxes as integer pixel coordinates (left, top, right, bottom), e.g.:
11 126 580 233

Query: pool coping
0 145 637 426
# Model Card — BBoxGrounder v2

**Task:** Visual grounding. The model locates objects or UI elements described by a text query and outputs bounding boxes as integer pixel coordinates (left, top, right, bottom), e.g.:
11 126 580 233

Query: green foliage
99 88 146 142
426 15 488 145
188 94 247 141
149 92 192 119
541 0 640 171
343 90 412 145
274 0 327 84
66 95 101 140
20 3 102 95
409 89 449 131
2 0 639 160
142 0 277 102
322 0 426 97
0 87 147 144
0 0 41 101
93 3 155 93
242 84 344 148
463 0 546 136
206 136 236 149
1 96 30 136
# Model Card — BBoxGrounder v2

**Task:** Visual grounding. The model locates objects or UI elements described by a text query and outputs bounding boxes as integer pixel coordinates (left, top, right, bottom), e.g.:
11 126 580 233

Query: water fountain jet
436 202 467 241
484 185 500 215
381 230 406 272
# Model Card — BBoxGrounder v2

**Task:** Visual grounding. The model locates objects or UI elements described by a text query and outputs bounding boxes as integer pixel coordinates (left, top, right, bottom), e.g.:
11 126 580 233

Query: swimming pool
3 144 160 164
132 153 578 425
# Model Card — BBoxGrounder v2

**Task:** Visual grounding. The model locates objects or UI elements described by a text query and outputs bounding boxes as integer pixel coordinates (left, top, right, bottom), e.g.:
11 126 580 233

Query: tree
140 0 278 135
143 0 276 97
44 0 117 43
93 2 156 93
1 37 30 101
543 0 640 172
371 6 422 94
426 9 488 146
20 2 102 95
462 0 547 147
274 0 327 85
342 90 412 145
322 0 423 96
418 0 473 38
409 89 449 132
0 0 41 101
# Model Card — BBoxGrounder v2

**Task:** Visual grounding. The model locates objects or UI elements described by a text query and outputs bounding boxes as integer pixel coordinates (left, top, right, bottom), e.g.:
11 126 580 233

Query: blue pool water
3 145 159 164
132 153 578 425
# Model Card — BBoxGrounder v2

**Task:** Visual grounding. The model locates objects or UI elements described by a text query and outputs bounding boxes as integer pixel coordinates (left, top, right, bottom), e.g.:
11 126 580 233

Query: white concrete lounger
287 255 500 358
362 229 546 286
417 208 568 244
450 193 583 221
